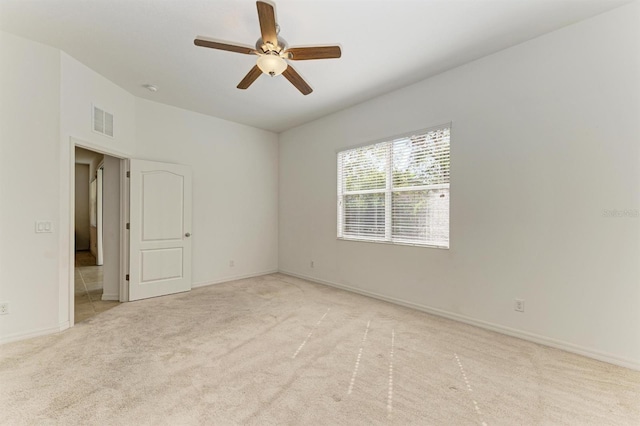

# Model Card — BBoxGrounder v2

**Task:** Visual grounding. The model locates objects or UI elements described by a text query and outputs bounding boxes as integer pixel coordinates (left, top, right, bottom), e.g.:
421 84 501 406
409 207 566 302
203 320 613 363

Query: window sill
337 237 449 250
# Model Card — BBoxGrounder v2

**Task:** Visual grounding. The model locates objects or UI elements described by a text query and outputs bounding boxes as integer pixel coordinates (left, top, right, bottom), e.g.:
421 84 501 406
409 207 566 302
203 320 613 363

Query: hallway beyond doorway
74 251 119 322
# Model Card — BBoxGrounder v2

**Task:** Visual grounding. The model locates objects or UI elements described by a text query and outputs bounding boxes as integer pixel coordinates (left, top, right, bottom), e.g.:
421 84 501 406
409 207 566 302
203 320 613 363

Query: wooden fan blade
286 46 342 60
256 1 278 46
237 65 263 90
282 65 313 95
194 38 255 55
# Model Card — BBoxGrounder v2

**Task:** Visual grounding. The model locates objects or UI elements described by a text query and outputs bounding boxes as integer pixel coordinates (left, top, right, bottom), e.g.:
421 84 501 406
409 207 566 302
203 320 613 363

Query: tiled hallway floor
74 251 119 323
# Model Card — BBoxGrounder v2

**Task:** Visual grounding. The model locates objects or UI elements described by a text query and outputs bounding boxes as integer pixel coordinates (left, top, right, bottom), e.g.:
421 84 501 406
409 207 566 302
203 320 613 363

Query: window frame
336 123 451 249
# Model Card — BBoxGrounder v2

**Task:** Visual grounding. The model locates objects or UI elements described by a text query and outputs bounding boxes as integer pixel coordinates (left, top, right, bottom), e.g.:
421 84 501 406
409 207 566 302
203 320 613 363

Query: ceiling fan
194 1 341 95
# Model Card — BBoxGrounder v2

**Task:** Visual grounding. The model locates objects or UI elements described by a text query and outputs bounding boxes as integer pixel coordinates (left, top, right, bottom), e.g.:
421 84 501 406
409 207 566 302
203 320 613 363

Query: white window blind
337 125 450 248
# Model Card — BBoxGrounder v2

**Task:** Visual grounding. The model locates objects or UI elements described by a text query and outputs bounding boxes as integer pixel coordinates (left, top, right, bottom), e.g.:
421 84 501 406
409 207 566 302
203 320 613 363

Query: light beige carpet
1 273 639 425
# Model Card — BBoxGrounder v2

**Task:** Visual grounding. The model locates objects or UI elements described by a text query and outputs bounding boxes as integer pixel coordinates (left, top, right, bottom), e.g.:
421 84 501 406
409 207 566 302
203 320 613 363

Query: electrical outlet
310 260 314 268
514 299 525 312
229 260 235 267
0 302 9 315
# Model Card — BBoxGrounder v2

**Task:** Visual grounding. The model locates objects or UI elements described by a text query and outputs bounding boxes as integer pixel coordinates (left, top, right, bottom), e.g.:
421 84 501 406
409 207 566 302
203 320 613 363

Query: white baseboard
0 321 70 346
278 269 640 371
101 293 119 301
192 269 279 289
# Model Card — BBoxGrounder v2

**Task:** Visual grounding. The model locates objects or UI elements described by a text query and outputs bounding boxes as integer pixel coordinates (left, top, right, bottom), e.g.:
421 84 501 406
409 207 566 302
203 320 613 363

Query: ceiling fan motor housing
255 37 287 53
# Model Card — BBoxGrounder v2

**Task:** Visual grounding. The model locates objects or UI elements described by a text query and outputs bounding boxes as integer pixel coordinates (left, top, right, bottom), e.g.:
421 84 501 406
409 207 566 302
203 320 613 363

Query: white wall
278 3 640 368
0 31 61 340
58 53 137 326
74 164 90 250
61 53 278 325
135 98 279 286
1 34 278 341
60 53 136 156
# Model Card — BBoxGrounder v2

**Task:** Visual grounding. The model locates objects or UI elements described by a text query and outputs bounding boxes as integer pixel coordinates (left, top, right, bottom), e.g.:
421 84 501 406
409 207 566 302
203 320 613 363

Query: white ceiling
0 0 629 132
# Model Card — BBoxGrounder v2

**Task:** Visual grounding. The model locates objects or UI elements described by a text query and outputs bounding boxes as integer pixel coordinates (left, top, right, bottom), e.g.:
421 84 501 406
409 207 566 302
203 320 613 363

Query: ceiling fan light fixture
194 1 340 94
257 53 287 77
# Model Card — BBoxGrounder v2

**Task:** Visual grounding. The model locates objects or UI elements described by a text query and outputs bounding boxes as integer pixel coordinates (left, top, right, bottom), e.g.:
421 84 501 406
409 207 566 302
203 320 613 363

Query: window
337 125 450 248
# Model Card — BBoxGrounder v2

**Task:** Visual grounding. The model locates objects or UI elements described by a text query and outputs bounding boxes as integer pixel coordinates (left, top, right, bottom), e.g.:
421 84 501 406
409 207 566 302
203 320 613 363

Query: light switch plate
35 221 53 233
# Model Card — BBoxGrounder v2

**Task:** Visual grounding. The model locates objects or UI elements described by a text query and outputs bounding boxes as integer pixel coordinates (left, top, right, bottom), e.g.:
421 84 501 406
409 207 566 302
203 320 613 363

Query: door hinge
126 171 130 178
126 223 130 230
125 274 129 281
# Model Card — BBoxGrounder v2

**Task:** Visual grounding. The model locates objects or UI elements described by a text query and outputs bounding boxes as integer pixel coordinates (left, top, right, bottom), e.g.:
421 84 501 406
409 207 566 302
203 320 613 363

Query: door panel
141 248 183 282
142 172 184 240
129 159 192 301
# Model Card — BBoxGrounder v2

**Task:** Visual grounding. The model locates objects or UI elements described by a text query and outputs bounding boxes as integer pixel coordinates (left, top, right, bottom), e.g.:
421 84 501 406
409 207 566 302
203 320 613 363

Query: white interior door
129 159 192 301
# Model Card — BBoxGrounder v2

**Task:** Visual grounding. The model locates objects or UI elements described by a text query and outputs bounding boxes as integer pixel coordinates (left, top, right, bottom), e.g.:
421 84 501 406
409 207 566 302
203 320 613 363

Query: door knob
185 232 191 237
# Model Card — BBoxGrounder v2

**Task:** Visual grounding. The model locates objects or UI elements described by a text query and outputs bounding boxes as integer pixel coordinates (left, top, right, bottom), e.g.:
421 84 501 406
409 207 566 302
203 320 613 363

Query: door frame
68 137 130 326
96 163 104 265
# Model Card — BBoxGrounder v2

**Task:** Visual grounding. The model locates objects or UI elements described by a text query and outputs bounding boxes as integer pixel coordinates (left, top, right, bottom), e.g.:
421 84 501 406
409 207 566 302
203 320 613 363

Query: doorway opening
68 140 191 326
73 145 127 323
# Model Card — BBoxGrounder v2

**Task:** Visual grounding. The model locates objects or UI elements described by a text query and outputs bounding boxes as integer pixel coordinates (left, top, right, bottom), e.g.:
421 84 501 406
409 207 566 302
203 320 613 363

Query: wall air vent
92 104 114 138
